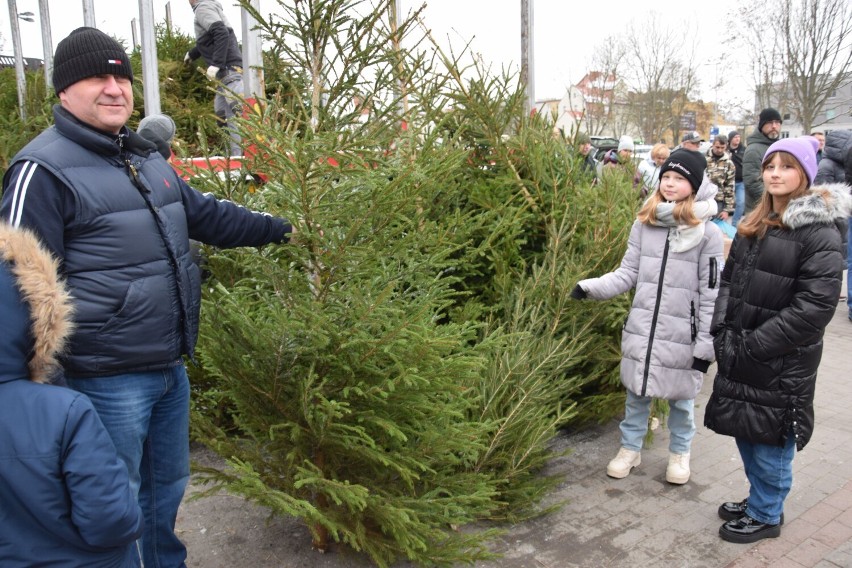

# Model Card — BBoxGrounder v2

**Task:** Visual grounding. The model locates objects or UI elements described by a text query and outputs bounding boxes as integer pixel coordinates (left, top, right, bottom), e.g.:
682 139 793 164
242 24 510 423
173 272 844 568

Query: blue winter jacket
1 105 290 377
0 223 143 567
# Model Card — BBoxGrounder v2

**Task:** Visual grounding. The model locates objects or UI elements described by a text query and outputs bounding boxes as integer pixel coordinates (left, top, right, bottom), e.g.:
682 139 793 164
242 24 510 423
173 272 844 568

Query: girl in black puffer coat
705 136 851 545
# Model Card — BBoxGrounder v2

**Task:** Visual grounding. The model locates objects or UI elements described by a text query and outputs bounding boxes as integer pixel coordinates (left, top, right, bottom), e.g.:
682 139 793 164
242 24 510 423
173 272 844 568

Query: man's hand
183 52 192 64
206 65 220 81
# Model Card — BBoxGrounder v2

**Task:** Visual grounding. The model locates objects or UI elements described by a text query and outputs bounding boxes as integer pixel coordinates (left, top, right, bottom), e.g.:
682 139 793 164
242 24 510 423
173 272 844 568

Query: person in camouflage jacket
706 135 737 222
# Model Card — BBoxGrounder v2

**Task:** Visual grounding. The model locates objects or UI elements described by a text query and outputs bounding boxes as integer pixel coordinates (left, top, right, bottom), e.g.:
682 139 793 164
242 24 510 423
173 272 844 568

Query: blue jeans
67 366 191 568
733 181 745 226
619 390 695 454
847 218 852 318
735 434 795 525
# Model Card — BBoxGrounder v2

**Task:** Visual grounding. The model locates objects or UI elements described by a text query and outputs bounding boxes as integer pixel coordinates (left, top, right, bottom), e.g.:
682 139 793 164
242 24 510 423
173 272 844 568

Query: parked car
633 144 654 164
589 136 618 162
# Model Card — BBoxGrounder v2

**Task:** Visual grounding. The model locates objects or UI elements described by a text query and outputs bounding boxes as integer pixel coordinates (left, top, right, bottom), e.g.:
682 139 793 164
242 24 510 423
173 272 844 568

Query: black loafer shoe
719 515 781 544
718 498 784 524
718 498 748 521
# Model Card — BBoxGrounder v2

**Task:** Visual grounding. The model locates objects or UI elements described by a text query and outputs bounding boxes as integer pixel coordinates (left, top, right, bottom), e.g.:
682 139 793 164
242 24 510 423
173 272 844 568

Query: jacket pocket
731 336 782 390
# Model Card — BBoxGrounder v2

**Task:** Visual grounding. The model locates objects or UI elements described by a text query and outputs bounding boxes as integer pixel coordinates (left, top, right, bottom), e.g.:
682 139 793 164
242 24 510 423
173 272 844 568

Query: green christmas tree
188 0 636 565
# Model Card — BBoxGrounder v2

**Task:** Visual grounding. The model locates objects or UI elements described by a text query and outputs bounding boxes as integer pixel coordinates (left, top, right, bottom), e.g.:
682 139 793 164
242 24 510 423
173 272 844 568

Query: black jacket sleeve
179 177 291 247
1 160 75 260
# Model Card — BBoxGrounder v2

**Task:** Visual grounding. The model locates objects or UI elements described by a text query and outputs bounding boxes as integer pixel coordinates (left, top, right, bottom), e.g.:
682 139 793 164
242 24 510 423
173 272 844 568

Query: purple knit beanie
762 136 820 187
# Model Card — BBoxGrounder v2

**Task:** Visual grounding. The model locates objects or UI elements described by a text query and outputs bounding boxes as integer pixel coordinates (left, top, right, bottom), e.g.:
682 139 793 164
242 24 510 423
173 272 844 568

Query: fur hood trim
0 223 74 383
783 183 852 230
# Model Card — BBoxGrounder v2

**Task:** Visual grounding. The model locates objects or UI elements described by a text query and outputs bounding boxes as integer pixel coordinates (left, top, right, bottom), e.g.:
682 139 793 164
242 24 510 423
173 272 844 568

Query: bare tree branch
780 0 852 131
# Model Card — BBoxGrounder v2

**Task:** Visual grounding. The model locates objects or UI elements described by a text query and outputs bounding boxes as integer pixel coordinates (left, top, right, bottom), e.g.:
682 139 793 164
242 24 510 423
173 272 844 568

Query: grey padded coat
578 183 724 401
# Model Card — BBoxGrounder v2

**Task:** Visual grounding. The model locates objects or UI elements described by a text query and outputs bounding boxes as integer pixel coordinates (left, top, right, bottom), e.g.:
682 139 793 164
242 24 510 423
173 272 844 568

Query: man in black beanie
0 26 294 568
742 107 783 215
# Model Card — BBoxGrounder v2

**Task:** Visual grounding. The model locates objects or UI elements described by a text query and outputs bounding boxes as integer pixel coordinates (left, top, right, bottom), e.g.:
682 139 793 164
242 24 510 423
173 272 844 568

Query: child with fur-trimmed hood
0 223 142 567
705 136 851 545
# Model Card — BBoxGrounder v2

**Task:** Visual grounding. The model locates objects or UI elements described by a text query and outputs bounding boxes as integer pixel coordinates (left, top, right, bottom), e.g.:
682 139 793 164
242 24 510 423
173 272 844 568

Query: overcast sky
2 0 751 109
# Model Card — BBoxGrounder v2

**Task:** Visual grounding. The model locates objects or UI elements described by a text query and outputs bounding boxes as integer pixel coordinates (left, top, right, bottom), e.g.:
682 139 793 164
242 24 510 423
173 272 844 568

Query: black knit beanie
52 27 133 94
659 149 707 193
758 108 782 132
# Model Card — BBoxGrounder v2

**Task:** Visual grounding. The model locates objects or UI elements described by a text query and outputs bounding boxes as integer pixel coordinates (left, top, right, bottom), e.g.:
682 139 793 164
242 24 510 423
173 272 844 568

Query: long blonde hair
637 188 701 226
738 151 810 239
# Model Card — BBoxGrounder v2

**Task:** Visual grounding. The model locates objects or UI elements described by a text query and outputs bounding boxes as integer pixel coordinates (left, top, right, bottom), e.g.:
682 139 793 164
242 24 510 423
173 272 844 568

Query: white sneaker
607 447 641 478
666 452 691 484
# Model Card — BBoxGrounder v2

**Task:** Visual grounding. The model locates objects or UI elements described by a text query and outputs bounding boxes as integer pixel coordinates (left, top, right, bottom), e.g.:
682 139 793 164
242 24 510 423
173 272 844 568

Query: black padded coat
704 184 850 450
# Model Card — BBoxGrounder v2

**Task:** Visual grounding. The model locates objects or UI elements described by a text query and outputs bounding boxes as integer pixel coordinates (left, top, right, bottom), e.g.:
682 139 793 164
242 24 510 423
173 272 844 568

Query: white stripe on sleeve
8 161 39 227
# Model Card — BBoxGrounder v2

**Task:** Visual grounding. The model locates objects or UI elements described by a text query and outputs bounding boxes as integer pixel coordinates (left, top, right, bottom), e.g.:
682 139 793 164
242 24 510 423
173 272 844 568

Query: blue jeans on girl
620 390 695 454
735 434 795 525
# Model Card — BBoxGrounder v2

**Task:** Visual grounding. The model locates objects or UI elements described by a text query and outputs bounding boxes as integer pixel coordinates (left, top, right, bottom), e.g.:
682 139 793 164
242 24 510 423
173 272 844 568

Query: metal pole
8 0 28 120
241 0 264 99
38 0 52 90
527 0 535 114
389 0 408 115
520 0 534 115
82 0 95 27
165 2 172 36
138 0 161 114
131 18 139 49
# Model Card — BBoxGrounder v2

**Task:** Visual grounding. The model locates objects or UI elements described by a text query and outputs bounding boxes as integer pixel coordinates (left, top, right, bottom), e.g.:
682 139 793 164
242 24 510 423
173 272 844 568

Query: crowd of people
0 10 851 564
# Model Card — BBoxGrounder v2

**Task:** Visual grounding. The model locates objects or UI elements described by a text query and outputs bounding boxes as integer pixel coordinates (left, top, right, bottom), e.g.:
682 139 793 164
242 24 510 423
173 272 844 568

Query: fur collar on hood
0 223 74 383
783 183 852 230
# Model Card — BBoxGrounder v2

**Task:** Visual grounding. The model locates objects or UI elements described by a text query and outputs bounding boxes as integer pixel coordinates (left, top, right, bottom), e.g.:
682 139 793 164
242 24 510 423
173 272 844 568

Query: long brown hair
738 151 810 239
637 188 701 226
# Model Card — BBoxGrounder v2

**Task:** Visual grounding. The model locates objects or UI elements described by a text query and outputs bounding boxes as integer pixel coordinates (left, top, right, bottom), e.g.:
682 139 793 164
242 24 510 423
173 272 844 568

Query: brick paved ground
473 301 852 568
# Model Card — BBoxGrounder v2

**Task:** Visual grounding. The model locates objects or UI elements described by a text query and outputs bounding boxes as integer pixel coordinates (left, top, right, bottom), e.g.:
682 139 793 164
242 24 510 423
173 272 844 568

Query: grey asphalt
474 300 852 568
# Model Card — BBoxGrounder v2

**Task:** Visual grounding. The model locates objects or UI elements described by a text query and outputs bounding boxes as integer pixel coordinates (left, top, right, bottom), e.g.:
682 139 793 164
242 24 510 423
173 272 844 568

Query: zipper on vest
125 159 150 193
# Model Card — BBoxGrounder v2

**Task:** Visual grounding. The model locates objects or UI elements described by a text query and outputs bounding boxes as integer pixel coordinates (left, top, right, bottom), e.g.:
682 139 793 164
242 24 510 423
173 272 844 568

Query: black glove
691 358 711 373
570 284 587 300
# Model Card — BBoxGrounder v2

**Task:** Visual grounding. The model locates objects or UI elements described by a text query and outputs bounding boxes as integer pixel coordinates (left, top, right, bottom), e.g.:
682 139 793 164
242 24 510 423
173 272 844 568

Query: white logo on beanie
667 162 692 177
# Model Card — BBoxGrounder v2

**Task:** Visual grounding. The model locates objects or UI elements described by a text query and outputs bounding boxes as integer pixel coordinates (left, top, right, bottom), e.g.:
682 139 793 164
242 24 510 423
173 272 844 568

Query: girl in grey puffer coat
572 149 724 484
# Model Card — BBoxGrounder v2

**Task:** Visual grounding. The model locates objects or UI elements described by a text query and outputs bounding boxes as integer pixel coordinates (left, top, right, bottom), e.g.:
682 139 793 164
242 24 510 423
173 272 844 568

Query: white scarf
652 198 717 253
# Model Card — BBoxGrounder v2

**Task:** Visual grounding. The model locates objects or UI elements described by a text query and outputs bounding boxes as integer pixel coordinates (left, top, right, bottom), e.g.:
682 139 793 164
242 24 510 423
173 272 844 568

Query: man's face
813 133 825 150
580 142 591 156
761 120 782 140
729 134 741 148
711 141 726 157
59 74 133 135
683 140 700 152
